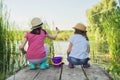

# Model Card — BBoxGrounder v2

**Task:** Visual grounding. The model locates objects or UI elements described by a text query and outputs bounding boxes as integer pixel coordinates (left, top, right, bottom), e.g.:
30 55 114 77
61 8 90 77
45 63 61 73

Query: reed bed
0 4 27 80
0 1 54 80
87 7 120 79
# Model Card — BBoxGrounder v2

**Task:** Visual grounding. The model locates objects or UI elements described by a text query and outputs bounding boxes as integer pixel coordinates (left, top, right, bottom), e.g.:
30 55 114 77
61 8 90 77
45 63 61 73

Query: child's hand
20 48 26 54
22 50 26 54
56 27 60 34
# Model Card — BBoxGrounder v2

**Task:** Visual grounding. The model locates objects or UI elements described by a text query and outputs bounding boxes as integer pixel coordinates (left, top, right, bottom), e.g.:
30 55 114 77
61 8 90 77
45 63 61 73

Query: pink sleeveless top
25 30 48 59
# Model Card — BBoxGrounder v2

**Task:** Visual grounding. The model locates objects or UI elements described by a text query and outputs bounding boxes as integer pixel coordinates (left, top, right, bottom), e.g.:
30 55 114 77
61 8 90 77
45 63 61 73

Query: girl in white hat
20 17 59 70
67 23 90 68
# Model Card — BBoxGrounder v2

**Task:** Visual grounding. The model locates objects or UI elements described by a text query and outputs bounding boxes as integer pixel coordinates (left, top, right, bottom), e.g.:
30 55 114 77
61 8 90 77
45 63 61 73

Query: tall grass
0 1 54 80
87 7 120 79
0 1 27 79
0 1 26 80
102 8 120 79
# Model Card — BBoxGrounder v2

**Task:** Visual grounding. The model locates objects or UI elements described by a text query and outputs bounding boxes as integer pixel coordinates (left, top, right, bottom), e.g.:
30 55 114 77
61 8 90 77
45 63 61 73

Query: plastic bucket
52 56 63 68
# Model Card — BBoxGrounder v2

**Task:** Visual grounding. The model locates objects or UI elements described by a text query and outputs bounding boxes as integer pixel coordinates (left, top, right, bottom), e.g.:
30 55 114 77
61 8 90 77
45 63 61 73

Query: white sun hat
31 17 43 30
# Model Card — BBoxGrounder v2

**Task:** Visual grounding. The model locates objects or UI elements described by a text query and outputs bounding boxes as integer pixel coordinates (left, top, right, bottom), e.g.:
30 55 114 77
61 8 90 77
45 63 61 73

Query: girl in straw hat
20 17 59 70
67 23 90 68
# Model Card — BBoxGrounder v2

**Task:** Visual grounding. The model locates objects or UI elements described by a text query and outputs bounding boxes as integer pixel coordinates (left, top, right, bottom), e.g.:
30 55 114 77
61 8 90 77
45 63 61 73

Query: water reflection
53 41 69 64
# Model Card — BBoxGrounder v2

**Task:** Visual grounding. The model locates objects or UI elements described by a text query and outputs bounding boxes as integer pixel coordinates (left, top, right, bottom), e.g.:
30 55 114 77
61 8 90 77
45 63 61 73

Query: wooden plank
80 64 111 80
6 64 112 80
34 66 61 80
56 64 112 80
7 67 40 80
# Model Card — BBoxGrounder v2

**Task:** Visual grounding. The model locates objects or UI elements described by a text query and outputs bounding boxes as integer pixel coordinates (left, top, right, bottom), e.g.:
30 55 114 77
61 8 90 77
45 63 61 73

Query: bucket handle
51 59 63 66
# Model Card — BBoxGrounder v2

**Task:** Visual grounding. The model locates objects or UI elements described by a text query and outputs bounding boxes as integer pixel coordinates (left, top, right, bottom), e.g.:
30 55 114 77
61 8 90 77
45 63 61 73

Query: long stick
59 63 64 80
81 65 89 80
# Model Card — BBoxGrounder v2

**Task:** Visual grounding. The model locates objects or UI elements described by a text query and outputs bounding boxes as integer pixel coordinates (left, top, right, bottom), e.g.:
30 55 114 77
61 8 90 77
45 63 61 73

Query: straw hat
31 17 43 30
73 23 86 31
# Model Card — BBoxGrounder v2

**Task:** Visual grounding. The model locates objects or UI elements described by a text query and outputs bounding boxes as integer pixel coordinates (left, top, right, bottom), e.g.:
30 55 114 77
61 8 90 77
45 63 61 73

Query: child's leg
40 57 49 69
68 62 74 68
29 62 37 70
83 63 90 68
83 58 90 68
67 54 74 68
28 58 46 69
39 44 50 69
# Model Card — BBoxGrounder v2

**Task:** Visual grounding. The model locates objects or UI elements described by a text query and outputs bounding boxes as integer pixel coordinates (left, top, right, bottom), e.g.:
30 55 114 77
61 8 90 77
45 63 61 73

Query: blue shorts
67 57 90 65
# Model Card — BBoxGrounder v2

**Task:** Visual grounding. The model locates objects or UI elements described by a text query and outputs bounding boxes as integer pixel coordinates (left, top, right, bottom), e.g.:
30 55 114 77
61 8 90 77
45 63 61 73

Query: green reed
87 7 120 79
0 1 54 79
0 1 26 80
43 22 55 64
103 13 120 79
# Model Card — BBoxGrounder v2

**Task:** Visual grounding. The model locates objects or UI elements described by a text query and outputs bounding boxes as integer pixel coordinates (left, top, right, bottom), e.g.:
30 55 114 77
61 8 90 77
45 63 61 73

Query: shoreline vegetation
0 0 120 80
9 30 74 41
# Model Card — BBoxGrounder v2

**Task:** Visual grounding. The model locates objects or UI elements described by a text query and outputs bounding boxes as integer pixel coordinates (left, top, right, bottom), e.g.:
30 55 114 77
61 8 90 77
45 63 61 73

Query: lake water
53 41 69 64
24 41 69 55
24 41 69 64
53 41 69 55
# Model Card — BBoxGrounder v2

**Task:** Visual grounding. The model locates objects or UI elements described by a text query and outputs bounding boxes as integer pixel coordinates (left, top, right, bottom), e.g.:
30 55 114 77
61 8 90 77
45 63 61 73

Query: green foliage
13 30 74 41
57 30 73 41
0 1 28 79
86 0 120 79
0 9 55 80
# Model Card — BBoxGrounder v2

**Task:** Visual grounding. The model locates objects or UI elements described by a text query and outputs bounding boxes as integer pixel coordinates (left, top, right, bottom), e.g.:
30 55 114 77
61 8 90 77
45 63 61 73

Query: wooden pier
7 64 113 80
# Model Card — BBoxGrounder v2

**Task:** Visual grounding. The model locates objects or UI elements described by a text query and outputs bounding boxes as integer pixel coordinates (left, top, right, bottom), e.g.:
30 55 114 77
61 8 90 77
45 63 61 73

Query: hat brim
31 23 43 30
73 27 86 31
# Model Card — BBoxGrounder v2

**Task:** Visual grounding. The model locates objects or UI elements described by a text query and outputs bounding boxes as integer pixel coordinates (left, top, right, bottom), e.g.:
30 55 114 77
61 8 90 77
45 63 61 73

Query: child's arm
47 33 58 40
47 27 59 40
67 42 72 55
20 38 27 54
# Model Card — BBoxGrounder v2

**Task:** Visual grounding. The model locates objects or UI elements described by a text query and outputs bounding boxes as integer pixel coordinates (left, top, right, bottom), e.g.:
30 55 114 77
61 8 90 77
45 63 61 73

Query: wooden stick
81 65 89 80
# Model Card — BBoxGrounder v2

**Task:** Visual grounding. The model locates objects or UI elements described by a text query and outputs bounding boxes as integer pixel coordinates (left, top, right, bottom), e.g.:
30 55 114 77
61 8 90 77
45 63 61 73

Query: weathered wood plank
7 67 40 80
6 64 112 80
34 67 61 80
